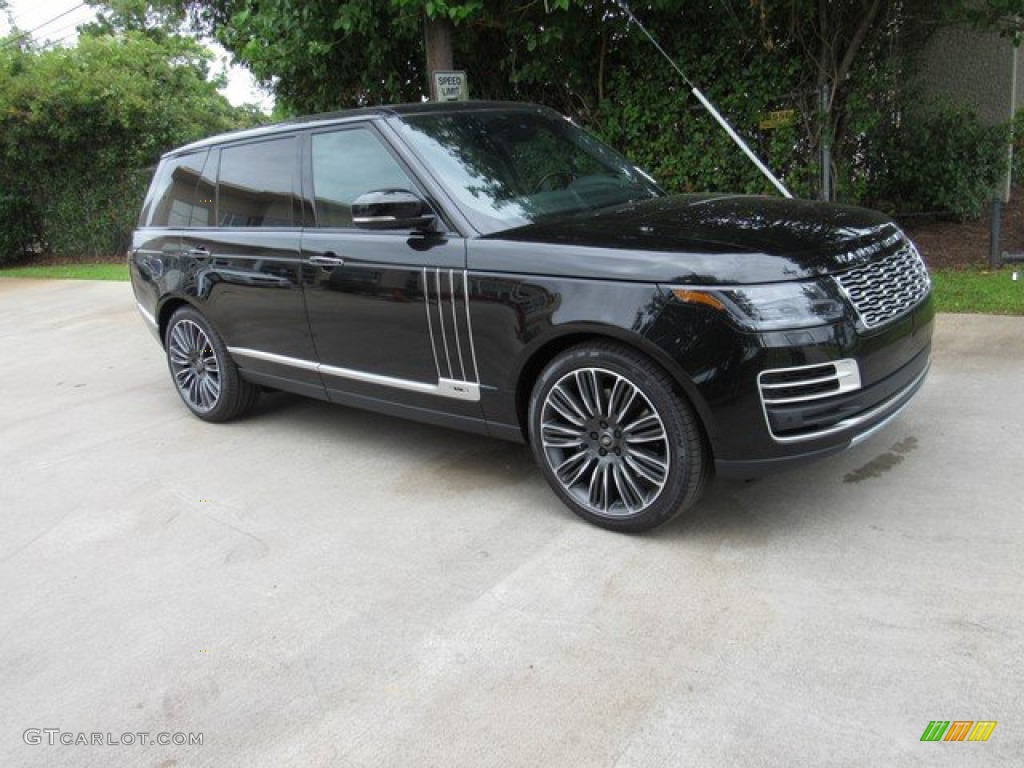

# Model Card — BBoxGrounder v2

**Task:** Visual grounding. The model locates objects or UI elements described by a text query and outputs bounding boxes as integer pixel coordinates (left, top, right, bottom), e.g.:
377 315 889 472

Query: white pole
689 87 793 198
616 1 793 198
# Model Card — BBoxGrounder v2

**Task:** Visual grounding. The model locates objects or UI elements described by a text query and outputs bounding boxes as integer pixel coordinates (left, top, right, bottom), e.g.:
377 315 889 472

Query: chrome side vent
758 360 861 406
758 359 864 442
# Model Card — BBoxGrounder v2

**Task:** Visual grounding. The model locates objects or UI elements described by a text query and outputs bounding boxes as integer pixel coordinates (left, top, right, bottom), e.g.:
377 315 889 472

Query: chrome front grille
833 241 931 329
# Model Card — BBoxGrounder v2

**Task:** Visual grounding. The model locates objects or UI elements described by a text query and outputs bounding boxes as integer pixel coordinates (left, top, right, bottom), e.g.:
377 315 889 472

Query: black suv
130 101 933 531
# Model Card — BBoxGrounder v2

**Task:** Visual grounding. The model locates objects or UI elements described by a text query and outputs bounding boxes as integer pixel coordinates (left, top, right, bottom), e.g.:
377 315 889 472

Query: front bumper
715 346 930 477
647 290 935 479
759 345 930 445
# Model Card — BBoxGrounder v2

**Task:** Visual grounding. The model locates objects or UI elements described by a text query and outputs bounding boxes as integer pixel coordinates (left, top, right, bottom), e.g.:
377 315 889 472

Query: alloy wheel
167 319 221 412
539 367 670 518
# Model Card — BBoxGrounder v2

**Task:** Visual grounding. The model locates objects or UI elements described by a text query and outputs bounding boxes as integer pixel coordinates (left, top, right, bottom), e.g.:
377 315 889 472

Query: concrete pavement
1 277 1021 766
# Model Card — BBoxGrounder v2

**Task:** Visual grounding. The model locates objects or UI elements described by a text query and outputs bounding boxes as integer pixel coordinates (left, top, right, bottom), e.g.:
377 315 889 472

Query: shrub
0 192 38 265
0 33 260 263
869 103 1010 219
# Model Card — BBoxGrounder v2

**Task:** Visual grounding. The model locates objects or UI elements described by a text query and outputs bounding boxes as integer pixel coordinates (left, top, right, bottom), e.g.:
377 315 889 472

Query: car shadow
243 390 872 539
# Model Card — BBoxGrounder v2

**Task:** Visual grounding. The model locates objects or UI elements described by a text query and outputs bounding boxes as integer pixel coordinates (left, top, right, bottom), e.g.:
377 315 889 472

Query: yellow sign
759 109 796 130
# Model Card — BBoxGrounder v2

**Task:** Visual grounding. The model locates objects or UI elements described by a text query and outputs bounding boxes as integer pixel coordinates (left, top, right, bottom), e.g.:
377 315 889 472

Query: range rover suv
129 101 933 532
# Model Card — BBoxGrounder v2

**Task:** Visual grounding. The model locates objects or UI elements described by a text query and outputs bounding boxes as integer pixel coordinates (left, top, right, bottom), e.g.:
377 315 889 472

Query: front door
300 125 483 425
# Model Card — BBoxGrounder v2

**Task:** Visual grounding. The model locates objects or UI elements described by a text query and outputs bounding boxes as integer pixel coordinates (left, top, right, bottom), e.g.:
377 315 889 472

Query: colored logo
920 721 997 742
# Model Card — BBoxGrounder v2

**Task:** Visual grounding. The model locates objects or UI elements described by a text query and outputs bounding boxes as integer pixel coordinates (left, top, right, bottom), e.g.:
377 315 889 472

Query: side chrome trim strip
449 269 467 381
434 268 454 379
463 270 481 384
437 378 480 401
422 267 442 380
421 268 481 388
229 347 319 372
226 346 481 402
136 302 158 329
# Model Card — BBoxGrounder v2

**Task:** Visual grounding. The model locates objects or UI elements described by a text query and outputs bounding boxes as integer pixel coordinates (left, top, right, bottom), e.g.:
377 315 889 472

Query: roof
167 100 551 157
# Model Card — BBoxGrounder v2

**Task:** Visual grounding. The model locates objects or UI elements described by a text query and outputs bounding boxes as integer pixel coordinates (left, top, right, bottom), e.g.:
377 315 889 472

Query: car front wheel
529 342 709 532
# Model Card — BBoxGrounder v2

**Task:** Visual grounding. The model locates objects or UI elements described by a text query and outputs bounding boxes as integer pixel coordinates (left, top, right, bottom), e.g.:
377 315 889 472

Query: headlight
671 281 847 331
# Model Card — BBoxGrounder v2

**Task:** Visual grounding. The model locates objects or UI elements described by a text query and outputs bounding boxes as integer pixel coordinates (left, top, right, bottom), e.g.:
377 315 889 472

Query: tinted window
311 128 415 228
142 150 213 228
217 138 297 228
396 111 660 234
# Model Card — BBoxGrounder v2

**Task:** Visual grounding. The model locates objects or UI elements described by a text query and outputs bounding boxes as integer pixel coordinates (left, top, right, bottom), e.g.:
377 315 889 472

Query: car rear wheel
528 342 709 532
165 306 258 422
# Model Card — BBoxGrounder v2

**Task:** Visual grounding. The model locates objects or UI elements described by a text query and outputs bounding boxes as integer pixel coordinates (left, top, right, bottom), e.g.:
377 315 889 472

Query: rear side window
140 150 213 228
217 137 297 228
311 128 415 228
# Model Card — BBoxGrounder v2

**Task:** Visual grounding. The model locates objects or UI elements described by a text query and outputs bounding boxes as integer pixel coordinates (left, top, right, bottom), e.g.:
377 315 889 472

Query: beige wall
918 25 1017 199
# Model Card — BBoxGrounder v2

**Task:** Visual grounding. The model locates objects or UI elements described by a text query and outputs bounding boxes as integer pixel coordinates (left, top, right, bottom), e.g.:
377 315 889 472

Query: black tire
528 342 709 532
164 306 259 422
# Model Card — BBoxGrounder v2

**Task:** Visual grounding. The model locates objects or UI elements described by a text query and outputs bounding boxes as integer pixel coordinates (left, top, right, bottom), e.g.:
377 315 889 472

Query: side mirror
352 189 439 231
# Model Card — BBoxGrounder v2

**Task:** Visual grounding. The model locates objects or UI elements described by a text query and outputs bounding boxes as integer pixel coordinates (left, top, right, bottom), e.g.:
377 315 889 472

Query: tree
0 30 257 261
134 0 1024 211
169 1 858 195
950 0 1024 40
171 1 617 113
82 0 190 39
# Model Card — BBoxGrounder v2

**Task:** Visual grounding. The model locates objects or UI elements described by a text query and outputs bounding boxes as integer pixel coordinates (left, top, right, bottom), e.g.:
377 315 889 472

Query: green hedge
869 103 1011 219
0 32 259 265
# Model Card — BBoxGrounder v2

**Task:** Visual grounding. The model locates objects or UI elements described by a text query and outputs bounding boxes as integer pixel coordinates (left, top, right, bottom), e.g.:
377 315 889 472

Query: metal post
820 84 832 202
989 197 1002 270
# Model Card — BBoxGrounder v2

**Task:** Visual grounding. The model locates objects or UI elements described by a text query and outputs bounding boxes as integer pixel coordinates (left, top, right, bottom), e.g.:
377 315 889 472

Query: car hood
475 193 905 285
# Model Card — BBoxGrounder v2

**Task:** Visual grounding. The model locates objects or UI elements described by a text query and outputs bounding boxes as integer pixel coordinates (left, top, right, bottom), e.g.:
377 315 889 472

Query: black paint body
131 102 933 477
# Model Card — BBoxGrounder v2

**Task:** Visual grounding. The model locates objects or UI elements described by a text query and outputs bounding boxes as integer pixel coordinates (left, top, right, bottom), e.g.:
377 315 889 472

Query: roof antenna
615 0 793 199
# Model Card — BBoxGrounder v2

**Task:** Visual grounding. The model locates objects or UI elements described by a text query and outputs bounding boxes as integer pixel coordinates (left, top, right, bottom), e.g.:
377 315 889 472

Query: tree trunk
425 17 454 100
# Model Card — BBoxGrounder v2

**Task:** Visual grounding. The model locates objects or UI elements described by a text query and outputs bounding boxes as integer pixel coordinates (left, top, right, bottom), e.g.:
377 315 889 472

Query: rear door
181 136 322 395
131 149 212 328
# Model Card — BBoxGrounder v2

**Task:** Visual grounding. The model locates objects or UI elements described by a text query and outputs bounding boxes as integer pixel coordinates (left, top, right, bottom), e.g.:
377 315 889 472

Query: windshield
394 108 662 234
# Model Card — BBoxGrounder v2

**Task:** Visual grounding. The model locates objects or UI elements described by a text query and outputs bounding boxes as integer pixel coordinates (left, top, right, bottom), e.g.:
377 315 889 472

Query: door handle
187 246 209 256
308 254 345 268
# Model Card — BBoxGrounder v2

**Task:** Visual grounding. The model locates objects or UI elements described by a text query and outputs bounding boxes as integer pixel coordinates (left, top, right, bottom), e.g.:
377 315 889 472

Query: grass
930 267 1024 315
0 262 129 281
0 259 1021 316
